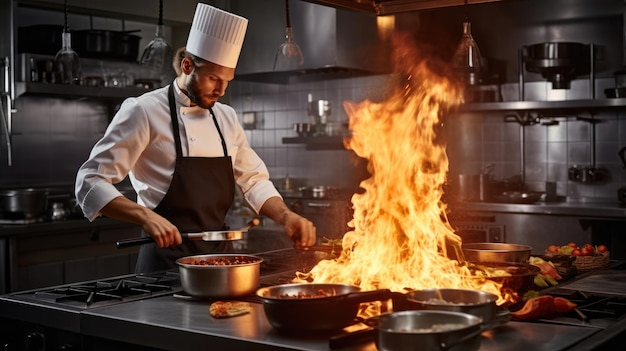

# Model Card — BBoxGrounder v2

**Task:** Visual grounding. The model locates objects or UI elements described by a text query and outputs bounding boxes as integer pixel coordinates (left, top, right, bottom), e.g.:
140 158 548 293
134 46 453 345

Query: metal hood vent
301 0 507 15
233 0 390 84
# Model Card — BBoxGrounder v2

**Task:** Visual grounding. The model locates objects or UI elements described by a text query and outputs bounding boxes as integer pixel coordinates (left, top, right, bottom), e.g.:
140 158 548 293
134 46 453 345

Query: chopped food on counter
529 256 561 288
209 301 252 318
510 295 577 321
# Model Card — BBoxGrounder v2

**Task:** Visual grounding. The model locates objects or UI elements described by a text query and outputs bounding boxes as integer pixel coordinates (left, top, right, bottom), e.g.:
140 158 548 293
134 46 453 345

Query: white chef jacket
75 81 280 221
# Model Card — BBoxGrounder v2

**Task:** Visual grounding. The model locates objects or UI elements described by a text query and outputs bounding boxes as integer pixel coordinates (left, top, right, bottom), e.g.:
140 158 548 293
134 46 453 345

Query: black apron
134 84 235 273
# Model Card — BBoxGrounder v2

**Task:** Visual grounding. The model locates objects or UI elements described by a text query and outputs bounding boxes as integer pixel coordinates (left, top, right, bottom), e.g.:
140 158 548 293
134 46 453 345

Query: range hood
232 0 391 84
301 0 506 15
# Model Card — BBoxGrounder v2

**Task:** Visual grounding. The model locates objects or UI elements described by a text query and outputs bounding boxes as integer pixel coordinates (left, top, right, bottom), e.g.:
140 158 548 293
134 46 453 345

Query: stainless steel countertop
455 198 626 219
80 295 599 351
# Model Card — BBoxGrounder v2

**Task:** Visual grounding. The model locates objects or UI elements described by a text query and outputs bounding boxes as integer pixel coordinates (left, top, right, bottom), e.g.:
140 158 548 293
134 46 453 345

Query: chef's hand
284 212 317 249
141 212 183 248
101 195 182 248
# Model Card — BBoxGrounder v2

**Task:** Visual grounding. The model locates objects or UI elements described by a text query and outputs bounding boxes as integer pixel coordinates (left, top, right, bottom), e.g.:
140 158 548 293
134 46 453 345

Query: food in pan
188 256 261 266
277 288 336 299
209 301 252 318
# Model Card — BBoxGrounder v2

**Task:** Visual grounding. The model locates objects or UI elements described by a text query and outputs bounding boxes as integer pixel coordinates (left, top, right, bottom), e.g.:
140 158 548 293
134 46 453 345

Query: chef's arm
259 196 316 248
101 196 182 248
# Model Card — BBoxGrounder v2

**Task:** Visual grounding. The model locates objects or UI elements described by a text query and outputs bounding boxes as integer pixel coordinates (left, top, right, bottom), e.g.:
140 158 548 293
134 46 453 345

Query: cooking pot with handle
256 283 392 333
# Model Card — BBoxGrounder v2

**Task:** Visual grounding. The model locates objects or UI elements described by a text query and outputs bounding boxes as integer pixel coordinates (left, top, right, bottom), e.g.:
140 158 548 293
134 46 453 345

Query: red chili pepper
510 295 555 321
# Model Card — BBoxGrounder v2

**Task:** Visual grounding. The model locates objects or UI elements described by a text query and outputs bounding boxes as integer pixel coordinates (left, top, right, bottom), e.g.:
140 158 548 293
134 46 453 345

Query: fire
296 33 507 305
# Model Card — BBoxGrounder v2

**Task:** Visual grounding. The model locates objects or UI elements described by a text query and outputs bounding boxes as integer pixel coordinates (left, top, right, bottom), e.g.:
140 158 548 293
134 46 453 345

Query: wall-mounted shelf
15 81 150 100
460 98 626 113
282 136 348 150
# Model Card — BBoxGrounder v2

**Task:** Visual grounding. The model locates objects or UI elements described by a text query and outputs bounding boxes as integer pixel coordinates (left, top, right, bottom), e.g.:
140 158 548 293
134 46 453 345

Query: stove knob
25 332 44 351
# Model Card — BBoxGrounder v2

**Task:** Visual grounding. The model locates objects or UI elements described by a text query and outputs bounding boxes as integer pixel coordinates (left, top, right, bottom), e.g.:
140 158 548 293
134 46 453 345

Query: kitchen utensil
17 25 64 55
367 310 483 351
293 122 315 136
468 261 541 306
73 29 141 61
176 254 262 297
139 0 174 85
0 188 48 219
492 191 544 204
604 87 626 98
461 243 532 263
273 0 304 70
256 283 392 333
115 218 260 248
54 0 81 84
403 288 499 324
523 42 590 89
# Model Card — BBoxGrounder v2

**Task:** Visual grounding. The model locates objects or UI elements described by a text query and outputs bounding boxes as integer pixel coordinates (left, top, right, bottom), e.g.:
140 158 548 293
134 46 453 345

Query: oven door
454 223 506 244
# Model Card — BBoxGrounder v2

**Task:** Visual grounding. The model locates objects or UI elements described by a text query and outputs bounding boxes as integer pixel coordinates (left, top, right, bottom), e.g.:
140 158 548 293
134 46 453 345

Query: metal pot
0 188 48 219
404 288 498 324
176 254 262 298
469 262 541 307
368 310 483 351
73 29 141 61
256 283 392 333
523 42 590 89
18 25 64 55
462 243 532 263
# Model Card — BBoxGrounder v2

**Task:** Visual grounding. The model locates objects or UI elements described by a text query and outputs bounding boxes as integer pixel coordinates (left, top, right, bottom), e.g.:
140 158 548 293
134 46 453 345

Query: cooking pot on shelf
523 42 590 89
72 29 141 61
0 188 48 219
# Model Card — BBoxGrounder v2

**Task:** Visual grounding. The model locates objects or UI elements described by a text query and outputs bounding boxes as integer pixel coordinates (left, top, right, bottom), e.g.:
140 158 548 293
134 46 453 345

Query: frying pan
256 283 392 333
115 218 260 248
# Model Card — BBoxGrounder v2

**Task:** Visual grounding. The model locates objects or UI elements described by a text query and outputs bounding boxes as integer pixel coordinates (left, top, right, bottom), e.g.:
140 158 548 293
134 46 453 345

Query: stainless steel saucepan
115 218 260 248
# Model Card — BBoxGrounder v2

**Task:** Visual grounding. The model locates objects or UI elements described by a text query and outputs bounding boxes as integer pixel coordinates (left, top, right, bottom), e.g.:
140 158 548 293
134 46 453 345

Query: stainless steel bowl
462 243 532 263
176 254 262 297
370 310 482 351
405 288 498 324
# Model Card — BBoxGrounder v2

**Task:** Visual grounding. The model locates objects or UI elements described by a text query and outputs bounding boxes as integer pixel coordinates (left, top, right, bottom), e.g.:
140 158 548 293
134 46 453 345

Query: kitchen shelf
282 136 348 150
15 81 150 100
460 98 626 113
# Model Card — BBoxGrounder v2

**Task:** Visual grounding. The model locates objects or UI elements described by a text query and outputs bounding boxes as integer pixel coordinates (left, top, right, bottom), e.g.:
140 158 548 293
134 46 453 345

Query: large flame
298 33 506 304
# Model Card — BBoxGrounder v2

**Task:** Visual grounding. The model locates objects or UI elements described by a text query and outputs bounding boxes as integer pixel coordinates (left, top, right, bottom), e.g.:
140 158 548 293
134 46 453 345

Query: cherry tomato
597 245 608 253
567 242 579 249
580 247 594 256
571 249 582 256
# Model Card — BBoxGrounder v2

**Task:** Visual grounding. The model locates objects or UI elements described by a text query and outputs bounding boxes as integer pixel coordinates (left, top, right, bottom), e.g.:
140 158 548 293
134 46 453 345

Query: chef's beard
185 72 217 109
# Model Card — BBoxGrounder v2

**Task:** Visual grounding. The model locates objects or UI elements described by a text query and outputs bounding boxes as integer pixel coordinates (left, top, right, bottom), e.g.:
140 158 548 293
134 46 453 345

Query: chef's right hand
100 195 182 248
141 211 183 248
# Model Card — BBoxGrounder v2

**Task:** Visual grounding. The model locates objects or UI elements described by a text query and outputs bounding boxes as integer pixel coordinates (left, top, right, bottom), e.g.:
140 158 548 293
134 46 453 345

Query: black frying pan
256 283 392 333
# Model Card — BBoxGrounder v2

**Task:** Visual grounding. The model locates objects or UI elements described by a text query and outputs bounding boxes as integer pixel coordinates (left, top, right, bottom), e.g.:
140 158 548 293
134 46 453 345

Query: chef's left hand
284 212 316 249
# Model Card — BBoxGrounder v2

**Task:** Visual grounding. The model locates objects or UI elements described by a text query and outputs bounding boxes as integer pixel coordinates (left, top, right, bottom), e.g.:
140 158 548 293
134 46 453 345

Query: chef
75 3 316 273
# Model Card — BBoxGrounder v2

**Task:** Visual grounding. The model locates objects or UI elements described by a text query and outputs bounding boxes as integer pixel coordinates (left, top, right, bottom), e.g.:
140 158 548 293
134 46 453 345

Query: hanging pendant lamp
273 0 304 71
452 0 483 85
54 0 81 85
139 0 175 86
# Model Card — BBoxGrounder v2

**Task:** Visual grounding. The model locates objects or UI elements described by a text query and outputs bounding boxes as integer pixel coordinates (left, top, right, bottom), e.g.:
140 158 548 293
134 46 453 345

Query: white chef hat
186 3 248 68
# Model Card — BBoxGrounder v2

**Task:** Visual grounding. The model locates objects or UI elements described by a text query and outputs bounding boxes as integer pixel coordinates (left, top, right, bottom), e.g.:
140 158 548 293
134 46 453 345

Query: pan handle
116 233 194 248
116 236 153 248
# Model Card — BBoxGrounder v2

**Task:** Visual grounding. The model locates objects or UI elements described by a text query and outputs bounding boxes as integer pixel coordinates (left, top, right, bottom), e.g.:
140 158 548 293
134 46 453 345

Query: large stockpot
256 283 392 333
404 288 498 324
175 254 262 298
73 29 141 61
462 243 532 263
0 188 48 219
368 310 483 351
